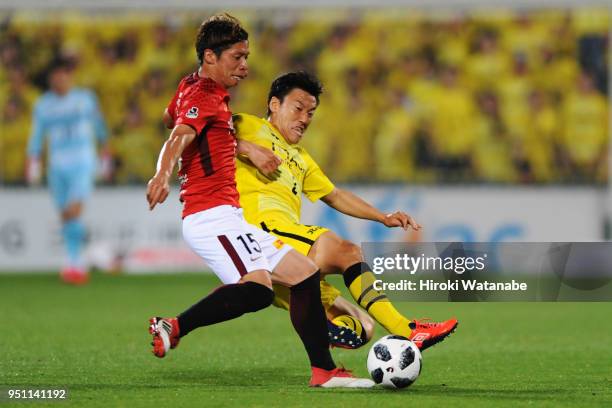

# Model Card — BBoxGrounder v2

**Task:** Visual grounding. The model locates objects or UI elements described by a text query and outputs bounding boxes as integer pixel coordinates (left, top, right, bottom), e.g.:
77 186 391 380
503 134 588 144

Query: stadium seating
0 9 608 184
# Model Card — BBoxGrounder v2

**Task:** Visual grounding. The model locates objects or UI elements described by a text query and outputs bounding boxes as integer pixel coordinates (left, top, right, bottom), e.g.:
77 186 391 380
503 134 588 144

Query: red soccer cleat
60 267 89 285
408 318 458 351
149 317 180 358
309 366 374 388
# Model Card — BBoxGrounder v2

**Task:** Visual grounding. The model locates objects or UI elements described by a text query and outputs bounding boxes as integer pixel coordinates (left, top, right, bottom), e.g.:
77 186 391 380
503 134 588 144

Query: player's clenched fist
146 174 170 210
237 139 282 179
251 143 282 179
383 211 422 231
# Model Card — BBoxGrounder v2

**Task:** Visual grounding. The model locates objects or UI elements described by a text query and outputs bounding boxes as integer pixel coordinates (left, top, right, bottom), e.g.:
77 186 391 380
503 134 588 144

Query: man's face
269 88 317 145
212 41 249 88
49 68 73 95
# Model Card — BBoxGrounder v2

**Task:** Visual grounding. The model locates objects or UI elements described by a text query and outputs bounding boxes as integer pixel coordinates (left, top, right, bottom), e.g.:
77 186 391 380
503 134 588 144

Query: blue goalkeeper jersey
27 88 107 171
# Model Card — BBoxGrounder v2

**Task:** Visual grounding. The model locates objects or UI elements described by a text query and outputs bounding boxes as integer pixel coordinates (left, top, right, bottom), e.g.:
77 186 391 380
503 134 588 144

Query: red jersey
167 72 240 218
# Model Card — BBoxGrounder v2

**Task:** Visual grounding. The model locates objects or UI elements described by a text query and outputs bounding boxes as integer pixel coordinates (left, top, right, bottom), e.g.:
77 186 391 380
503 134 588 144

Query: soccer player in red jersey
145 14 373 388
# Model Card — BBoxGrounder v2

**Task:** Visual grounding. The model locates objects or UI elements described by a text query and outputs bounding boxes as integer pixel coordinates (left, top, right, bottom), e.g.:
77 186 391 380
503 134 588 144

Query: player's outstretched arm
320 188 421 231
236 139 281 179
146 124 196 210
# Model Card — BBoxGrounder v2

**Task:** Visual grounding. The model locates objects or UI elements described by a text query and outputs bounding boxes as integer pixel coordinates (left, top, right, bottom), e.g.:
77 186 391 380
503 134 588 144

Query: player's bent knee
316 233 364 271
340 240 363 264
241 269 273 289
273 250 318 287
294 252 318 275
292 253 319 287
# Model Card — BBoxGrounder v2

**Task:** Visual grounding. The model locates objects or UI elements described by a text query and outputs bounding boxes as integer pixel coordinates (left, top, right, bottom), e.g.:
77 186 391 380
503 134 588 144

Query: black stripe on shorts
260 222 315 245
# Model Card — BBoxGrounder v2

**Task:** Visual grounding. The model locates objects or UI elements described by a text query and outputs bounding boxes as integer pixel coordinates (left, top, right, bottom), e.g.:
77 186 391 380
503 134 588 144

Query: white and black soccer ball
367 335 422 389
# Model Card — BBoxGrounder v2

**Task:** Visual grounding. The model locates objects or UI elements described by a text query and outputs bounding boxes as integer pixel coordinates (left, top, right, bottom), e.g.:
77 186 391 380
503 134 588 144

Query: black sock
289 271 336 371
177 281 274 337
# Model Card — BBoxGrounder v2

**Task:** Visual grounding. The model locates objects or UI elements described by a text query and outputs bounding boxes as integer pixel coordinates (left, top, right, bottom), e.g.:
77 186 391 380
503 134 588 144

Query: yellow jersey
234 113 335 225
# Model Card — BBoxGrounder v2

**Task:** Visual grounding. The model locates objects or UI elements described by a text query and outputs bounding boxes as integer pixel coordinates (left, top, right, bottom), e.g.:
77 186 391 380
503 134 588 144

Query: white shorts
182 205 292 284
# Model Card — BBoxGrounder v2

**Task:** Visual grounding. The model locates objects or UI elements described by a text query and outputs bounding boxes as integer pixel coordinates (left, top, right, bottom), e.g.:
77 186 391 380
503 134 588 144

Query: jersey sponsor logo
306 226 323 235
271 142 305 177
186 106 199 119
273 239 285 249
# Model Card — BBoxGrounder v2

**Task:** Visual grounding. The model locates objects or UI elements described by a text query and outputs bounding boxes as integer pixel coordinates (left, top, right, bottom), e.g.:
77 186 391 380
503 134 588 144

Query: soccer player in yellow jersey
235 71 457 350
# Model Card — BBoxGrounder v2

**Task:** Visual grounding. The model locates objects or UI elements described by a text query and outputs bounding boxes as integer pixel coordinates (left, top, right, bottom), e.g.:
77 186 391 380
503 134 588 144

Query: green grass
1 273 611 407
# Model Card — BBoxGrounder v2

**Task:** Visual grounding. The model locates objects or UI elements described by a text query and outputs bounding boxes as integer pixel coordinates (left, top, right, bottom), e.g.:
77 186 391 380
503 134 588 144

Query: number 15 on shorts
236 233 262 256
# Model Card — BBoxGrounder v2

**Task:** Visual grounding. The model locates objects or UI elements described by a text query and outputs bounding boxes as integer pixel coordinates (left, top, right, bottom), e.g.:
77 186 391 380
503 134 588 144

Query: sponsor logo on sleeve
186 106 199 119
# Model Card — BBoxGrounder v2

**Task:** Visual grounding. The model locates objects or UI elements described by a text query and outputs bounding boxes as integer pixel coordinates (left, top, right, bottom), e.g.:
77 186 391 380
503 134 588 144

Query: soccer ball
366 335 422 389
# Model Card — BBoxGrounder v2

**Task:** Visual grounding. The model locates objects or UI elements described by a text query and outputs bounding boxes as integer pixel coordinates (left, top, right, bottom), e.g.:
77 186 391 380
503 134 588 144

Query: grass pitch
1 273 611 407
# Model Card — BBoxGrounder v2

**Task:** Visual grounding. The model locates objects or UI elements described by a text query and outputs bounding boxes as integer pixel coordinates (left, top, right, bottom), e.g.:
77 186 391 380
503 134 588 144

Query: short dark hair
196 13 248 64
47 55 76 74
267 71 323 116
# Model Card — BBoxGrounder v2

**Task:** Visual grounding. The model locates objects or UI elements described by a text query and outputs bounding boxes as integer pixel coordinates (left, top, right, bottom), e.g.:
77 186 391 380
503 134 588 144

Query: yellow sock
344 263 412 338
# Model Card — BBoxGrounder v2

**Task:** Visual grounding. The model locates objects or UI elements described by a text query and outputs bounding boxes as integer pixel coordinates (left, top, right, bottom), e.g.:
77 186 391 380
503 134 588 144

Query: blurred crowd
0 8 609 185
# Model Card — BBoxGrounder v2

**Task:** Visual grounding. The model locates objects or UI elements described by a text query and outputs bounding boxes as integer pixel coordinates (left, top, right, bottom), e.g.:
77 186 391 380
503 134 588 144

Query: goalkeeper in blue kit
27 56 110 284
